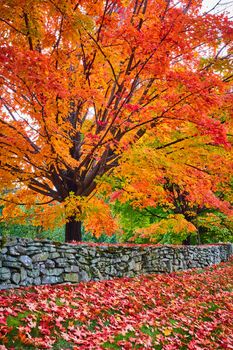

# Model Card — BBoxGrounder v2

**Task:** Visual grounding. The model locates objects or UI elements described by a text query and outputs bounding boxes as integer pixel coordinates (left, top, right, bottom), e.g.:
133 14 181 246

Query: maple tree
0 0 232 241
109 128 233 244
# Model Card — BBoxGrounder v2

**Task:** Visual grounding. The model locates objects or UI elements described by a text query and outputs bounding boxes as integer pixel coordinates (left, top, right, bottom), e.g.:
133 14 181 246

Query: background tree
0 0 232 241
113 203 233 245
108 126 233 244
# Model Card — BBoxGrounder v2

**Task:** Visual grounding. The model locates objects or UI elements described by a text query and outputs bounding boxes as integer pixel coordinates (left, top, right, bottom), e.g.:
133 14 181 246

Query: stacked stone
0 236 232 290
0 238 87 289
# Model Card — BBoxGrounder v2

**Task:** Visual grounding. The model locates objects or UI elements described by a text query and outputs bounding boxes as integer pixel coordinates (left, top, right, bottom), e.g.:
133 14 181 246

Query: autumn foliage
0 0 232 241
0 258 233 349
108 131 233 244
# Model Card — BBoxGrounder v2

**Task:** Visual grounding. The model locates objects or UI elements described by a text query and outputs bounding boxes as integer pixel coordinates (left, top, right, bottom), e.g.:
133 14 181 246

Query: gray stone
64 249 77 253
59 246 77 253
16 246 27 254
49 252 60 259
96 261 108 270
68 259 77 265
117 263 127 271
29 242 43 246
78 270 90 282
27 246 40 252
59 245 70 249
78 256 89 264
64 273 79 282
27 270 40 278
28 250 41 256
25 277 33 285
1 248 8 254
45 259 56 268
165 260 173 272
3 261 20 268
64 253 75 259
34 277 41 285
7 256 18 262
3 239 17 246
0 253 5 260
0 283 15 290
42 276 63 284
128 260 136 270
121 255 130 262
19 255 32 267
134 263 142 272
9 247 20 256
43 246 56 252
43 268 63 276
33 262 45 270
0 267 11 280
86 249 96 257
20 268 27 281
12 273 21 284
79 247 89 255
65 265 79 273
32 252 49 262
55 258 67 267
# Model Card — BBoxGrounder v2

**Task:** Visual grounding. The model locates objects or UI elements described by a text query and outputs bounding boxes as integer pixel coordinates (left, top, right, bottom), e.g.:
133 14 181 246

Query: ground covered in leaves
0 259 233 350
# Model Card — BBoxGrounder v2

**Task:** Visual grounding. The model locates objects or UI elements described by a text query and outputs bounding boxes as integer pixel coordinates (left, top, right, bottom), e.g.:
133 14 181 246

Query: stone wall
0 236 232 289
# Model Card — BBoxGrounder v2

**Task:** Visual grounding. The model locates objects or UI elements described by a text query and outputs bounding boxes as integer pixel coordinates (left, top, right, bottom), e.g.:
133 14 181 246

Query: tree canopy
0 0 232 241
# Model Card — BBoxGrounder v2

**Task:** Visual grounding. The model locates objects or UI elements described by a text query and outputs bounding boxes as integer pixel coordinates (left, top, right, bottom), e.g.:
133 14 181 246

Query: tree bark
183 234 191 245
65 217 82 242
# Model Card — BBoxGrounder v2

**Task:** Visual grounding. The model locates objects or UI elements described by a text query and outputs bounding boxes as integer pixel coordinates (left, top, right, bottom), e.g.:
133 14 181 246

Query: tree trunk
196 228 201 245
65 217 82 242
183 234 191 245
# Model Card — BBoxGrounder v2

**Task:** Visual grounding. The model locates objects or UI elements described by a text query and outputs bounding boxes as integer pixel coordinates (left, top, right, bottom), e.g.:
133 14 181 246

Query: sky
202 0 233 16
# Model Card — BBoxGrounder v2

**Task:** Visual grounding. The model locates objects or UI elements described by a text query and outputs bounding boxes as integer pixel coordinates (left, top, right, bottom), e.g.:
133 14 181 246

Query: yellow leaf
163 328 172 336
